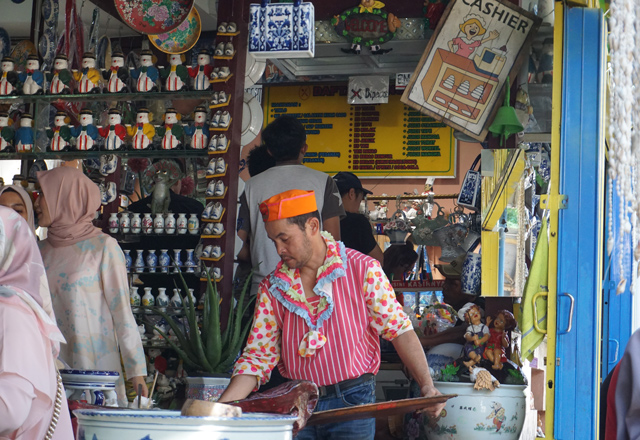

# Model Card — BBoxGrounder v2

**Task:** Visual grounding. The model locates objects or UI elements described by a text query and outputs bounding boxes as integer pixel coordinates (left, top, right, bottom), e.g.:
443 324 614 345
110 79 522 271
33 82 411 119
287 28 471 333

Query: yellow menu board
264 85 456 177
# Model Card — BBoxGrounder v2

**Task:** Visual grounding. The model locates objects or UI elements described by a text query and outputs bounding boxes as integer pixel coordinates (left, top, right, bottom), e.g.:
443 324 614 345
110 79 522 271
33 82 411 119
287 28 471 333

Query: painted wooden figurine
71 109 100 151
47 54 73 94
98 108 127 151
459 302 490 371
73 52 101 94
161 54 189 92
188 49 213 91
0 57 19 96
131 50 159 93
0 113 14 152
19 55 45 95
184 106 208 150
15 113 35 153
102 51 129 93
127 108 155 150
156 108 184 150
46 111 72 152
483 310 516 370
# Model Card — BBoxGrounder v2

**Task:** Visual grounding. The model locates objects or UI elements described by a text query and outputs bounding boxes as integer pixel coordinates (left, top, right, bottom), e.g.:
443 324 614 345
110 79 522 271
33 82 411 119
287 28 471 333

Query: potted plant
152 269 255 401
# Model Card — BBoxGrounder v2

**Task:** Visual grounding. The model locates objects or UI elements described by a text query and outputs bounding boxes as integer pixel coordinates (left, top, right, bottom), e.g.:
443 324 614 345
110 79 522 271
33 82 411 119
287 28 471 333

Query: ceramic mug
461 253 481 295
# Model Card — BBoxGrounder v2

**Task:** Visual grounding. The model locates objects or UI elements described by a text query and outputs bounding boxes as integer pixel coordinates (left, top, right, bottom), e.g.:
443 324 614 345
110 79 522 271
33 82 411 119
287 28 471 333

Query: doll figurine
15 113 34 153
102 51 129 93
0 113 14 152
156 108 184 150
127 108 155 150
98 108 127 151
46 111 72 152
0 57 19 96
19 55 45 95
184 106 208 150
131 50 159 93
459 302 490 371
160 54 189 92
484 310 517 370
71 109 100 151
47 54 73 94
188 49 213 91
73 52 101 94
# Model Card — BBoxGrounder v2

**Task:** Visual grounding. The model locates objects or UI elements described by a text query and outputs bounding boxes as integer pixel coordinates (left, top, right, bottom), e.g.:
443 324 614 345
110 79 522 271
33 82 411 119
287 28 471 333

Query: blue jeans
296 377 376 440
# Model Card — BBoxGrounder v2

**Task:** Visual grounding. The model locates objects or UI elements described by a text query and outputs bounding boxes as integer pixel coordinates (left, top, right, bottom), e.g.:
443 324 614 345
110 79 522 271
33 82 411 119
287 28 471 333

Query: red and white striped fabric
233 235 412 389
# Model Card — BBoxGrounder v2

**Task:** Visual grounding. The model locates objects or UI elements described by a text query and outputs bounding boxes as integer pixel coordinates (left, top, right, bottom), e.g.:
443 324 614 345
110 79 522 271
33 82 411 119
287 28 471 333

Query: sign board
401 0 541 141
390 280 445 291
395 72 413 90
348 76 389 104
264 85 456 177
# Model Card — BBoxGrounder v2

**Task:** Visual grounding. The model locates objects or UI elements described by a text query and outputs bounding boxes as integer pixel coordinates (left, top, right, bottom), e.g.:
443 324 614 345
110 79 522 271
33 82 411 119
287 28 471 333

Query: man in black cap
333 171 383 263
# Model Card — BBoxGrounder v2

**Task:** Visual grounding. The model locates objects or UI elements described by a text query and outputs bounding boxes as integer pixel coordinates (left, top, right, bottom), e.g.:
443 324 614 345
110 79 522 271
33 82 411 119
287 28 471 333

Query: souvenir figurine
160 54 189 92
102 51 129 93
0 112 14 152
98 108 127 151
47 54 73 94
73 52 101 94
188 49 213 91
459 302 489 371
14 113 34 153
0 57 19 96
483 310 517 370
131 50 159 93
127 108 155 150
46 111 72 152
183 106 208 150
156 108 184 150
71 109 100 151
19 55 45 95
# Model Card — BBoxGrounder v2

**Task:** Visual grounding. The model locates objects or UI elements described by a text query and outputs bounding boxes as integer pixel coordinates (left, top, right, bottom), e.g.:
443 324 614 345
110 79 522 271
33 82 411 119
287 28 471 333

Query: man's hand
419 384 445 418
131 376 149 397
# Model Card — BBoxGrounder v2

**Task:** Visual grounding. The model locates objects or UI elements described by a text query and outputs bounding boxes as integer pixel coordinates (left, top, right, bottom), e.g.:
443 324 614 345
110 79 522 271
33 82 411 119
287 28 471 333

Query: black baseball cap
333 172 372 195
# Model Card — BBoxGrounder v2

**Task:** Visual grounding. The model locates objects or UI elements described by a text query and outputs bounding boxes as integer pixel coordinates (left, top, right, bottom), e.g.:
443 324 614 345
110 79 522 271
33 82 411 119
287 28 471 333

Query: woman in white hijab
0 184 35 230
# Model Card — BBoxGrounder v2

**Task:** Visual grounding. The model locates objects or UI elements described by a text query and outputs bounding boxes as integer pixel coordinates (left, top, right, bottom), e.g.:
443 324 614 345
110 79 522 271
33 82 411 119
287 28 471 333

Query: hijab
0 184 35 230
37 166 102 248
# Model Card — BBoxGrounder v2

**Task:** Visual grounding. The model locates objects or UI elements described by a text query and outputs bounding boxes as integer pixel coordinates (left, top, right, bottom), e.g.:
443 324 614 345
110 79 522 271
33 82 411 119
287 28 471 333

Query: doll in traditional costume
46 111 72 152
47 54 73 94
98 108 127 151
459 302 490 371
184 106 208 150
0 112 14 152
483 310 516 370
131 50 159 93
71 109 100 151
0 57 19 96
19 55 44 95
15 113 34 153
102 51 129 93
160 54 189 92
127 108 155 150
156 108 184 150
73 52 101 94
188 49 213 91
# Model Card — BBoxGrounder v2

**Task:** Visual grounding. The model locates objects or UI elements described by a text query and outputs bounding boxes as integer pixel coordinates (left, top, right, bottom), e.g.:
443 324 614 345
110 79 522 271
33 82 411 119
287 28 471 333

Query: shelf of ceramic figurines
0 90 217 105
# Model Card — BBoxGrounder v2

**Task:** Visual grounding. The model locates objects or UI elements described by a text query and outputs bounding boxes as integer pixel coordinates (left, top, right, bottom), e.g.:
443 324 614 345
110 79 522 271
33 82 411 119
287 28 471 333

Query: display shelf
200 253 225 262
201 231 226 239
202 208 226 222
209 73 234 83
209 121 232 131
217 31 240 37
213 51 236 60
205 188 228 200
128 269 200 275
200 275 223 282
115 232 200 238
0 149 209 160
0 90 216 104
209 95 231 109
205 165 228 178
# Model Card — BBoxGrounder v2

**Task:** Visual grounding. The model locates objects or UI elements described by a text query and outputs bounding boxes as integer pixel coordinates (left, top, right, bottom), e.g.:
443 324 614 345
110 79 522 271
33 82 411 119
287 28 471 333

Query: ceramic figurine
0 57 19 96
459 302 489 371
483 310 517 370
15 113 35 153
188 49 213 91
131 50 159 93
73 52 101 94
183 106 208 150
137 324 148 341
47 54 73 94
46 111 72 152
71 109 100 151
98 108 127 151
102 51 129 93
127 108 155 150
156 108 184 150
151 170 179 215
19 55 44 95
0 112 14 152
160 54 189 92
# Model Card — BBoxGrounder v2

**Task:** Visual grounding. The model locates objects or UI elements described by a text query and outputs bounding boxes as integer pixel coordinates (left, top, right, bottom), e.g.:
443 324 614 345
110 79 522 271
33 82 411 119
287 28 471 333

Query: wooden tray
307 394 457 426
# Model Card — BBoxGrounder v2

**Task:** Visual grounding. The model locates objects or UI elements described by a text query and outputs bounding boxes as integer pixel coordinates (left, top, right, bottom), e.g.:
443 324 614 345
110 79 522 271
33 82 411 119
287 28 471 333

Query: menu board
264 85 456 177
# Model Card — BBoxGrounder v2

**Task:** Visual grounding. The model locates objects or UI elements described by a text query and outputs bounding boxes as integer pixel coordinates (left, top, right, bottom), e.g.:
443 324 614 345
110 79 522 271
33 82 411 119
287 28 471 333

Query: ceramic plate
115 0 194 35
241 92 263 146
148 7 201 54
0 28 10 60
60 370 120 385
245 51 266 87
43 0 59 24
11 40 37 72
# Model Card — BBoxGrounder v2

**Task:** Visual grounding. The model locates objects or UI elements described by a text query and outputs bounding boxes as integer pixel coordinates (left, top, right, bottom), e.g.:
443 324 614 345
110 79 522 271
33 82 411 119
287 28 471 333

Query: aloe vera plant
152 269 255 374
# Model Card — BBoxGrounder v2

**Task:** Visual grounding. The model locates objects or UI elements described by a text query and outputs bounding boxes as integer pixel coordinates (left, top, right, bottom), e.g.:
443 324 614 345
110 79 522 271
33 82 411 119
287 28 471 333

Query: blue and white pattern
461 253 482 295
457 170 481 211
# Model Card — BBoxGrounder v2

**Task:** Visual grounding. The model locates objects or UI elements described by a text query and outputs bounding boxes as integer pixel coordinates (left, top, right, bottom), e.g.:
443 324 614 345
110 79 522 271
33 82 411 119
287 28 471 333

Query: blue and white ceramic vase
159 249 170 273
156 287 169 312
461 253 482 295
135 249 145 273
173 249 183 273
142 287 155 313
185 248 196 273
171 288 183 311
146 249 158 273
187 214 199 235
123 249 132 272
130 286 141 313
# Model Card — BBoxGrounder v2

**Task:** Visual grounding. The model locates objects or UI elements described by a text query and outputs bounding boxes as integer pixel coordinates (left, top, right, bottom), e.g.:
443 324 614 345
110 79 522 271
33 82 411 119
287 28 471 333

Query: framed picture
401 0 541 141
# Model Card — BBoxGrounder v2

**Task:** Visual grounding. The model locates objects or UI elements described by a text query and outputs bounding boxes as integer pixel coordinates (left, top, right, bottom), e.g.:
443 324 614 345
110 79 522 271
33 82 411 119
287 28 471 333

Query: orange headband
259 189 317 222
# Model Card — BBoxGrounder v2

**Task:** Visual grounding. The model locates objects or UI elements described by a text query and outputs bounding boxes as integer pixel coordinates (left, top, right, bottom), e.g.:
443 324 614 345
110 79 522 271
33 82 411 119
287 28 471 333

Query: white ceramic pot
74 409 297 440
425 382 526 440
185 376 231 402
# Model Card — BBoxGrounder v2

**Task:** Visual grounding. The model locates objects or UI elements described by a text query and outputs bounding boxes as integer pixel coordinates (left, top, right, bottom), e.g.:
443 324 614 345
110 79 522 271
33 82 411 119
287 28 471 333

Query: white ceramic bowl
74 409 297 440
424 382 527 440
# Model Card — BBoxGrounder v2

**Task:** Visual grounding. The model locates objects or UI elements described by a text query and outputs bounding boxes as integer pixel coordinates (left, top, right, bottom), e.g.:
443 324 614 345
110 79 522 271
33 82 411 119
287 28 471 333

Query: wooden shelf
209 73 234 84
209 94 231 109
217 31 240 37
202 207 226 222
208 141 229 154
206 164 228 178
214 51 236 60
201 231 226 239
209 119 232 131
200 253 226 262
205 188 228 200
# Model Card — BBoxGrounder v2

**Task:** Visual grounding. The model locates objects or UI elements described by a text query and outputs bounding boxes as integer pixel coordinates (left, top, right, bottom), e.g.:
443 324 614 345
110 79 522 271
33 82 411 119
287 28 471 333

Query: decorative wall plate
148 7 201 54
0 28 10 60
115 0 194 35
241 92 263 146
245 51 266 87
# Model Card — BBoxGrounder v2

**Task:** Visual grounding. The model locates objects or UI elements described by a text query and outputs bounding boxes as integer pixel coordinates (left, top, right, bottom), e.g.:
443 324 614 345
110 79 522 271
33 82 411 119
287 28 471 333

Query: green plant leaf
146 312 195 362
149 323 202 371
205 271 222 369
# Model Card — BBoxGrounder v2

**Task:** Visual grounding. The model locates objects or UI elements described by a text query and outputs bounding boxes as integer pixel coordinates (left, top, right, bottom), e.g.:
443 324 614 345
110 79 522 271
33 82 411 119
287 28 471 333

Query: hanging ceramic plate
42 0 59 24
96 35 112 70
245 51 266 87
38 28 56 69
148 7 201 54
10 40 37 72
115 0 194 35
241 92 263 147
0 28 10 60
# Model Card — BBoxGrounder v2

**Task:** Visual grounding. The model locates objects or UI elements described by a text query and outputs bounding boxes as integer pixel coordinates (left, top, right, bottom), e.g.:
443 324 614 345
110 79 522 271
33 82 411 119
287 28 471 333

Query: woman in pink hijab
0 184 35 230
0 206 73 439
36 166 148 407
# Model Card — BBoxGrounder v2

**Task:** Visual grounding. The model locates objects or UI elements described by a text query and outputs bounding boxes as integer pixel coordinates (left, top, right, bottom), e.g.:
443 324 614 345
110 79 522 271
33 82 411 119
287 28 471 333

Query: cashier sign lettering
461 0 529 33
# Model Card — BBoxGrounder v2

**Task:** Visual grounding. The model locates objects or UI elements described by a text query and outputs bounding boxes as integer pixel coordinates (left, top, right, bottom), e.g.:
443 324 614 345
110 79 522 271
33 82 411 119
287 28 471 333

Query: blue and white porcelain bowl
60 369 119 386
